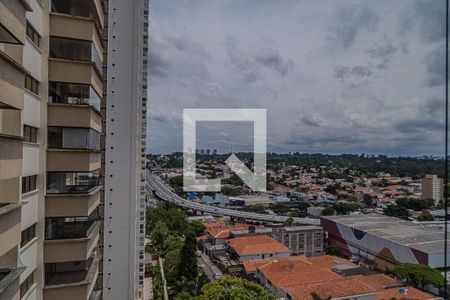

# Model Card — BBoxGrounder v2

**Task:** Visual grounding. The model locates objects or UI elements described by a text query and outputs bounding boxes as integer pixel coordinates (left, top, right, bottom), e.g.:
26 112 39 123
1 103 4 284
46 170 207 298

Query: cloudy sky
148 0 446 156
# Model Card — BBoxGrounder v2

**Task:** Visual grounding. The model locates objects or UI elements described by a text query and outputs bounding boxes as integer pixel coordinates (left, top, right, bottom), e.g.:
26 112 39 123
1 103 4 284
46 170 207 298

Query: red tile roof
285 276 376 300
376 286 438 300
227 235 289 256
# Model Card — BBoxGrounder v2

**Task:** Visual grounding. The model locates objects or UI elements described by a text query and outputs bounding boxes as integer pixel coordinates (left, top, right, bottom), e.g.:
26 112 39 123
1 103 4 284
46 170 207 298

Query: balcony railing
45 253 99 286
46 171 99 194
45 220 99 240
48 82 101 111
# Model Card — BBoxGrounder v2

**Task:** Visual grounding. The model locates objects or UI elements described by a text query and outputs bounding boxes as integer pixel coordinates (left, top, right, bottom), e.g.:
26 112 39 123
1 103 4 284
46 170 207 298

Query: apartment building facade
1 0 146 299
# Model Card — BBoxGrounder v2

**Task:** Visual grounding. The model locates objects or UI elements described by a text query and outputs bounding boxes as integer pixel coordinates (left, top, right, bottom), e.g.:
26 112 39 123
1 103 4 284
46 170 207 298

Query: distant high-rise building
206 149 211 155
212 149 218 155
200 149 205 155
421 174 443 205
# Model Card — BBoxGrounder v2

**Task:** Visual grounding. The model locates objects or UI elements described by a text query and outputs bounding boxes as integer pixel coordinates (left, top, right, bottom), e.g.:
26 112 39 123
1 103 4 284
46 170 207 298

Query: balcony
0 267 25 300
47 149 100 172
0 135 23 180
0 0 31 45
46 170 100 195
44 221 100 263
44 253 100 300
49 82 101 111
47 103 102 132
0 202 21 258
50 0 104 29
0 53 25 110
46 186 101 218
48 59 102 97
50 13 103 54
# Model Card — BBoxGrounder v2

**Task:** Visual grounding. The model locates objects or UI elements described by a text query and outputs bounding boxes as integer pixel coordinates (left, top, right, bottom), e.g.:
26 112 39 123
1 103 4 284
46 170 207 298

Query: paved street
198 253 223 281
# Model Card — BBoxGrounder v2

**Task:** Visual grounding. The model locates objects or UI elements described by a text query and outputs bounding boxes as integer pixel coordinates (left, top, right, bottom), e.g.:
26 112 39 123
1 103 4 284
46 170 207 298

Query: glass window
0 23 20 44
48 82 101 110
22 175 38 194
20 270 35 298
48 127 101 150
50 37 102 71
51 0 101 26
25 75 39 95
21 224 36 247
26 22 40 47
46 170 100 194
24 125 38 143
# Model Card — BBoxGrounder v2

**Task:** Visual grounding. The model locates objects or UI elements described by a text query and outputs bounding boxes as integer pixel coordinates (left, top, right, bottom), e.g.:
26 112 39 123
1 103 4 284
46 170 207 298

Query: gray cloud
149 0 445 156
424 45 445 87
224 35 295 83
326 4 380 49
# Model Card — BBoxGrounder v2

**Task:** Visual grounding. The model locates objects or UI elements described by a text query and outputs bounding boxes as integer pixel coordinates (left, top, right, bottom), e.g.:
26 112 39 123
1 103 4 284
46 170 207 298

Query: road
146 172 320 225
198 253 223 281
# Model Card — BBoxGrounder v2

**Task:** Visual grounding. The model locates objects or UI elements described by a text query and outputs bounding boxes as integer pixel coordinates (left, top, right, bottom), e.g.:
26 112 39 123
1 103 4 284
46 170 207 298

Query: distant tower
200 149 205 155
421 174 444 205
206 149 211 155
212 149 218 155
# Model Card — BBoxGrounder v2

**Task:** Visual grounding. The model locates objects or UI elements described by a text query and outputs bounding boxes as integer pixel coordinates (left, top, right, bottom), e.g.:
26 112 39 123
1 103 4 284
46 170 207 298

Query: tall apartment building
103 0 148 299
421 174 444 205
0 0 147 299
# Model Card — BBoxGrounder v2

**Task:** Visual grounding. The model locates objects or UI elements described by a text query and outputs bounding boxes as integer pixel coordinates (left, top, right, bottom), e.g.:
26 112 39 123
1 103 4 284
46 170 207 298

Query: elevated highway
146 173 320 226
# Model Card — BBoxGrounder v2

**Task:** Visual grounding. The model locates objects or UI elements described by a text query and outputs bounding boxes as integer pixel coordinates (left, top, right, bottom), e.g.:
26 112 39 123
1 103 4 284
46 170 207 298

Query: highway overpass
146 173 320 226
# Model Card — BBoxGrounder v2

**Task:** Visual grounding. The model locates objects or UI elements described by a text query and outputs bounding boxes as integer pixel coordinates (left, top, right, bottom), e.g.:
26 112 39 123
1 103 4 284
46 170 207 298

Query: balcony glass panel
48 127 100 151
46 170 99 194
49 82 101 111
51 0 102 27
50 37 102 72
45 256 94 286
45 213 98 240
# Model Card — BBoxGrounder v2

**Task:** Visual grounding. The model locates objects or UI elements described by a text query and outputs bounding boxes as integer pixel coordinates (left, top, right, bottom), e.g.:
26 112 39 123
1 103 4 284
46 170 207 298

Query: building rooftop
322 214 448 254
227 235 289 256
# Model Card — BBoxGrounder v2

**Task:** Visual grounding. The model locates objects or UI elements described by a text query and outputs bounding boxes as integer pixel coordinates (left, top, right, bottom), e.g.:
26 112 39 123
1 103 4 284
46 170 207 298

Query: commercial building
103 0 148 299
321 214 450 271
421 174 443 205
0 0 147 299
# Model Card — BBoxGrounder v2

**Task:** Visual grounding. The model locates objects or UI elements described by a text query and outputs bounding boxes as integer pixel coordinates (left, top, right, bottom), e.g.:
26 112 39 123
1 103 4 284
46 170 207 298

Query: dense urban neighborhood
145 153 447 299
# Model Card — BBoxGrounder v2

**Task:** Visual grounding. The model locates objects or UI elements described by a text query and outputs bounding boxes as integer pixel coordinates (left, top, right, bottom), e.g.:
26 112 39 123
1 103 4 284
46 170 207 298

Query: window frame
20 270 35 298
21 223 37 248
25 75 39 95
26 21 41 48
23 125 38 143
22 175 38 194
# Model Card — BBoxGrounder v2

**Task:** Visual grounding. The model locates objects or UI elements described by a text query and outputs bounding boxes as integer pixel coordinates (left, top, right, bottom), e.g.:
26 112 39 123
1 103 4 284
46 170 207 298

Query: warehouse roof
322 214 448 254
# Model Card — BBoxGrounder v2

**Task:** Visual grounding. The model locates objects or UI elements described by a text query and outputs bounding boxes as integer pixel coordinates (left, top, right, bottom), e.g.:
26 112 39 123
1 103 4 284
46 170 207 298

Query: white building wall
104 0 147 299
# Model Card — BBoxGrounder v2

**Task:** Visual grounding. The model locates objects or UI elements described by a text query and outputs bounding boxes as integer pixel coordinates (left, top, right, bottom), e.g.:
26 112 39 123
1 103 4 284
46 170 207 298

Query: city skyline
149 0 446 156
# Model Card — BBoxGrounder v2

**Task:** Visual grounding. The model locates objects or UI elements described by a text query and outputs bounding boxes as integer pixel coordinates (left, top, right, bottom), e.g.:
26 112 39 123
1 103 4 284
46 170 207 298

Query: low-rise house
243 256 439 300
227 235 290 262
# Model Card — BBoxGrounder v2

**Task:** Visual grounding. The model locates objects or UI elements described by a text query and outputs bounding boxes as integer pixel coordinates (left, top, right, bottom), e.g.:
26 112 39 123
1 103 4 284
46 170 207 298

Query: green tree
332 202 357 215
240 204 267 214
324 244 343 257
363 194 375 208
417 212 434 221
190 220 206 236
321 207 335 216
283 217 295 227
383 204 411 220
177 230 198 289
393 263 444 289
150 220 169 254
198 276 277 300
